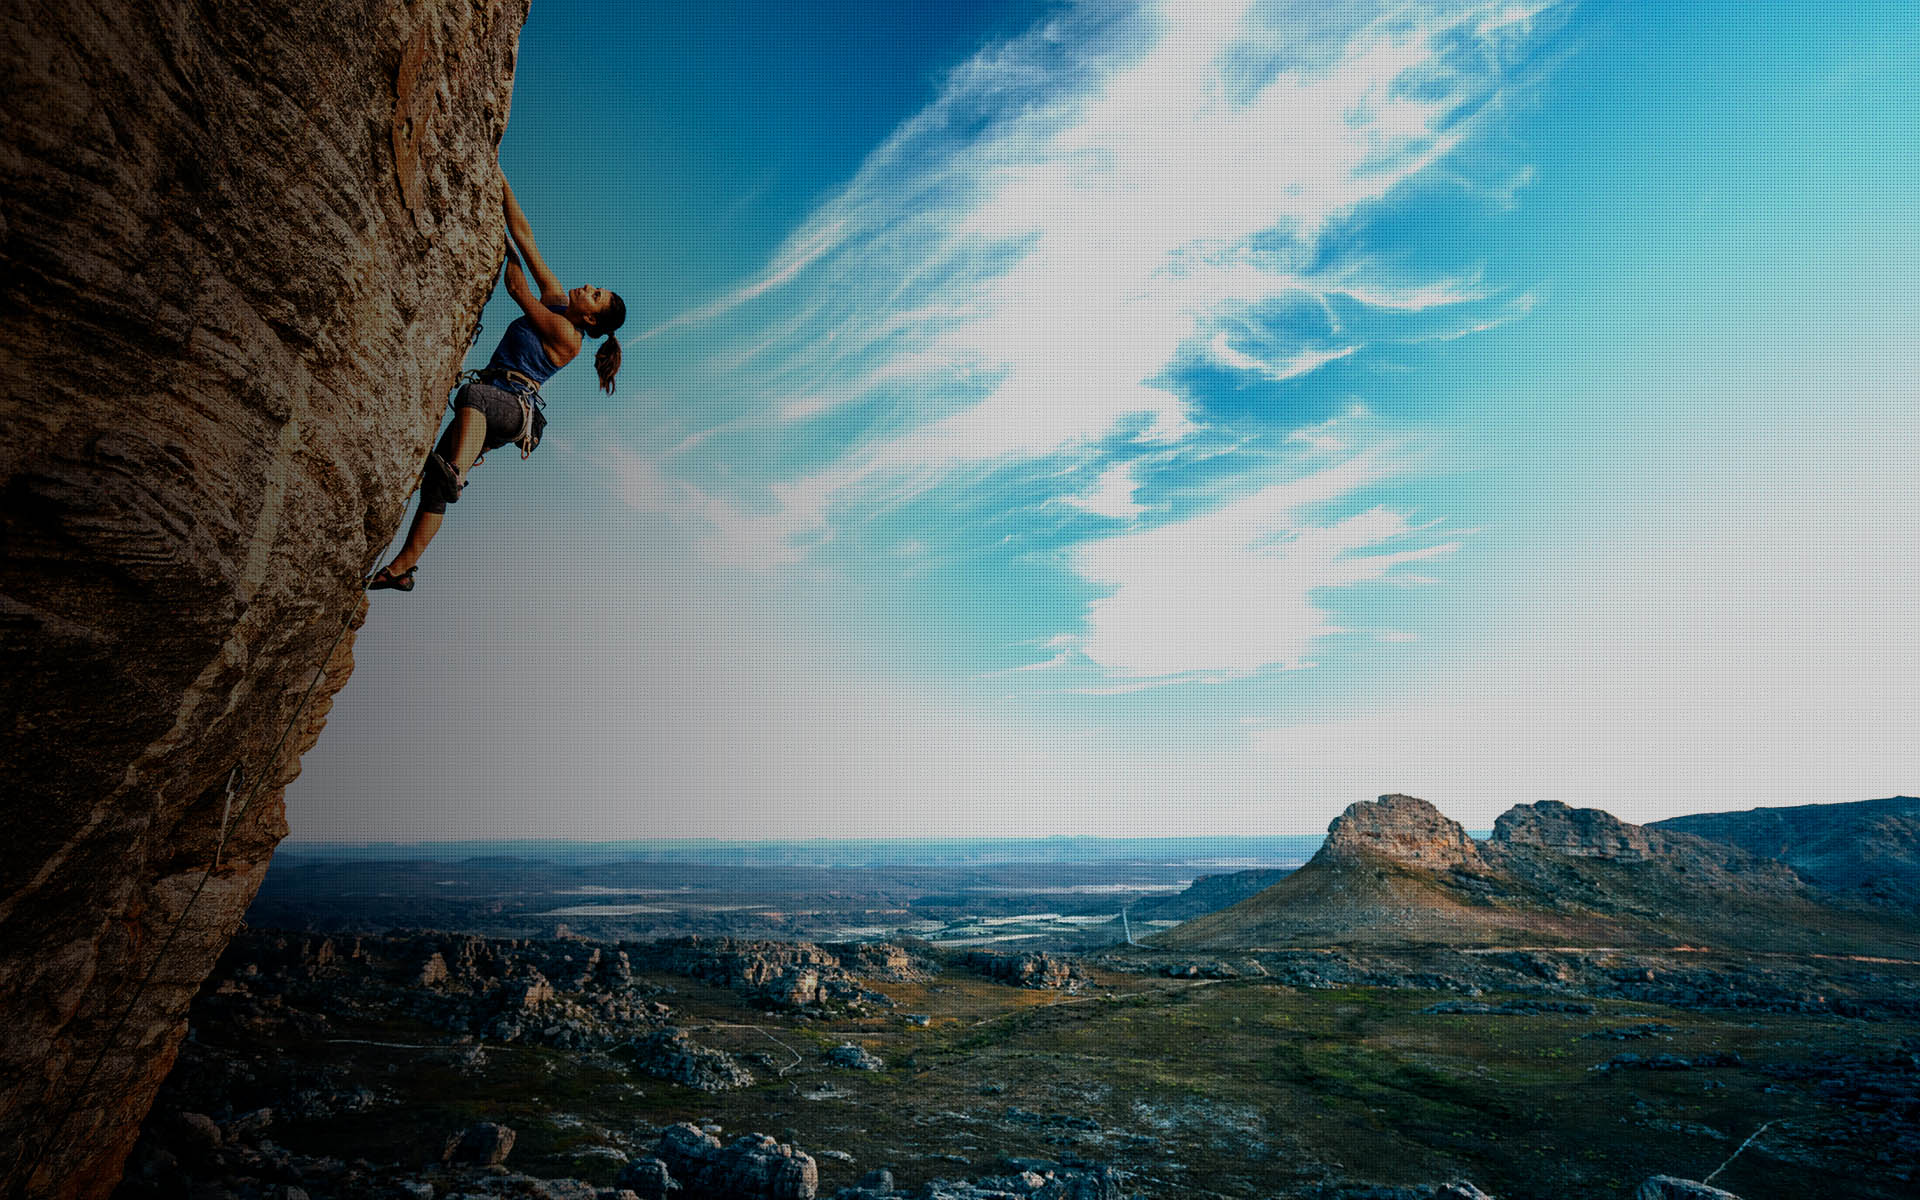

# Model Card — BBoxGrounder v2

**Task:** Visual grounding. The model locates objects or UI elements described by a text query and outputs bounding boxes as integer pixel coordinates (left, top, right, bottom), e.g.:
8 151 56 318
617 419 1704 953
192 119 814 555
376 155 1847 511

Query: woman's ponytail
595 334 621 394
593 291 627 395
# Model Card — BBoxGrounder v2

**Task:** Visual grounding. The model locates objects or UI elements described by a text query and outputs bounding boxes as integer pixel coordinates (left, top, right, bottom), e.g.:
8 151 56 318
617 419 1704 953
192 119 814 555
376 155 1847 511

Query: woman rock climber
366 168 626 592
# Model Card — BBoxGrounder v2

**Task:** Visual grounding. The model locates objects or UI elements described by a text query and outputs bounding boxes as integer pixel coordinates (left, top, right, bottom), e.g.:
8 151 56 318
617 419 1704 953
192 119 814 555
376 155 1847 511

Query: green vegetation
208 960 1918 1200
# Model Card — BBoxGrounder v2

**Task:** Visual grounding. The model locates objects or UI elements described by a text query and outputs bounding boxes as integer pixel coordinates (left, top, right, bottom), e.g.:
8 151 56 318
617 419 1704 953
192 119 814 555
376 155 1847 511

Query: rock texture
1321 794 1487 871
0 2 527 1195
956 951 1085 991
1652 796 1920 908
1152 793 1907 954
441 1122 517 1167
624 1029 758 1093
655 1123 818 1200
1486 802 1806 897
1490 801 1663 860
826 1043 885 1072
638 936 922 1012
201 928 675 1057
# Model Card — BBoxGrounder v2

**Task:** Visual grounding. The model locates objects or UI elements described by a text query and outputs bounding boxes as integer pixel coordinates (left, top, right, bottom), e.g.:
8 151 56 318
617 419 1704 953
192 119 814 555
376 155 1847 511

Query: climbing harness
454 367 546 462
8 599 361 1200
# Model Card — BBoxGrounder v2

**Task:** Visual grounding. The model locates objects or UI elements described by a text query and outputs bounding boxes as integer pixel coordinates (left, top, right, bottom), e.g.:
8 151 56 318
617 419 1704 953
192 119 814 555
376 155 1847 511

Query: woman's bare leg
381 407 488 575
445 406 488 474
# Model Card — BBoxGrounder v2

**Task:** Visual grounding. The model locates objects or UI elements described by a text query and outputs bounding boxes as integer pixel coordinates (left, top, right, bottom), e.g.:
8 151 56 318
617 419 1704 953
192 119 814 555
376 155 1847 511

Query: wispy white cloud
1069 451 1458 678
617 0 1551 670
1209 333 1358 380
634 216 850 341
1064 462 1147 521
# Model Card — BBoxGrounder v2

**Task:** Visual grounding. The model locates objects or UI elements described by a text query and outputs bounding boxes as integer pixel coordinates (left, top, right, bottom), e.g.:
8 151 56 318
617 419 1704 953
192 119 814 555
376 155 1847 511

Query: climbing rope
1704 1118 1780 1185
8 596 361 1200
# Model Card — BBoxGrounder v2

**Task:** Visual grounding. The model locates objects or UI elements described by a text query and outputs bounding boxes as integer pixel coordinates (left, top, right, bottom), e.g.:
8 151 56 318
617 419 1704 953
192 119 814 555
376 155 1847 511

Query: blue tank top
485 303 567 386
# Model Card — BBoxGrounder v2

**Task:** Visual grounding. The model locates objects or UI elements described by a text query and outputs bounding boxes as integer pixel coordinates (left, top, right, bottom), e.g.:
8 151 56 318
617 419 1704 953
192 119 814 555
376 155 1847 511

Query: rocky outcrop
0 3 527 1195
1490 801 1663 860
441 1121 517 1167
617 1157 678 1200
1320 795 1486 871
1652 796 1920 908
956 951 1085 990
1485 802 1805 897
826 1043 885 1072
623 1030 757 1093
203 929 670 1051
655 1123 818 1200
639 937 920 1012
1155 789 1864 952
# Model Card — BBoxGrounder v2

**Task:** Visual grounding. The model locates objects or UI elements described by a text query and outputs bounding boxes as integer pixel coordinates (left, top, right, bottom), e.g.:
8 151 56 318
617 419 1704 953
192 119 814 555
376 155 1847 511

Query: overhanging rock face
0 2 529 1194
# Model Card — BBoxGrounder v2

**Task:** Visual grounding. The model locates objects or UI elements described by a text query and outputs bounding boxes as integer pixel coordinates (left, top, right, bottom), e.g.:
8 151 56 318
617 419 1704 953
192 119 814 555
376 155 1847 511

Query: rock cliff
1486 801 1806 894
1153 793 1906 955
0 2 528 1195
1490 800 1663 861
1320 794 1487 871
1652 796 1920 908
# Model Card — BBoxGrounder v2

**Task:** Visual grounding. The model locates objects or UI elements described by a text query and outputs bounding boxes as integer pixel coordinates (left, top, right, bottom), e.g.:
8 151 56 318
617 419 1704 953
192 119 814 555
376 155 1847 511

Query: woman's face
569 285 614 325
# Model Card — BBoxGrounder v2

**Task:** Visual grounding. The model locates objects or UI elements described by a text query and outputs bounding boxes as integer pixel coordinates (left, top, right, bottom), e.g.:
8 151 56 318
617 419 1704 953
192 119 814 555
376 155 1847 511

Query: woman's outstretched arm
499 239 580 367
501 171 566 306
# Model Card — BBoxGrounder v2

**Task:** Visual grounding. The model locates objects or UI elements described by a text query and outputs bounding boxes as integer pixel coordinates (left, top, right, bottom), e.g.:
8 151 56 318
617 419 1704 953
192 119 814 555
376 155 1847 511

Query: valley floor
115 932 1920 1200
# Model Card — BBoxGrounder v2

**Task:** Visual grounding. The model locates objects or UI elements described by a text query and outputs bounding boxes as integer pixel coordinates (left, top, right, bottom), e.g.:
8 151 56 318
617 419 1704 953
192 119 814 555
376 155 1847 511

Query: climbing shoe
366 565 416 592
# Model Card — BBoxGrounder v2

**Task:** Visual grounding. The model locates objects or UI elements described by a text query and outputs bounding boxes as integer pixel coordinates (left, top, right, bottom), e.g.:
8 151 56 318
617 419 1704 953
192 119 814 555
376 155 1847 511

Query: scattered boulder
442 1121 517 1166
615 1157 677 1200
224 1108 273 1140
172 1112 222 1158
654 1123 818 1200
826 1044 885 1072
624 1030 756 1092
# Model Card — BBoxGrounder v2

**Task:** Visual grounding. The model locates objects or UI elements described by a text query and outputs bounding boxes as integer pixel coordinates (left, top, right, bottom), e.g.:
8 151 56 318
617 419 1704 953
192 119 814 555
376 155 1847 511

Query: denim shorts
420 384 529 514
449 382 528 451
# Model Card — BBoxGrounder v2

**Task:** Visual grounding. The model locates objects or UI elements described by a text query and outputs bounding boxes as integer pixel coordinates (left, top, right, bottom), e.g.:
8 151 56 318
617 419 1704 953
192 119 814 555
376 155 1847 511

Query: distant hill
1651 796 1920 909
1154 794 1919 956
1127 868 1294 922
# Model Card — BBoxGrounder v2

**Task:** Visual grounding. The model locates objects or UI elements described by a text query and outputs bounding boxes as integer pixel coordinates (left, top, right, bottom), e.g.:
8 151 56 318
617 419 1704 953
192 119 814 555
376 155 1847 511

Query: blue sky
291 0 1918 840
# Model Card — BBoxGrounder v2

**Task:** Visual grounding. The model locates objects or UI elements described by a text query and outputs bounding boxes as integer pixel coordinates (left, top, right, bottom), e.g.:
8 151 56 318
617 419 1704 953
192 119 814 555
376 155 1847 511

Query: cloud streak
621 0 1553 679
